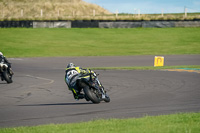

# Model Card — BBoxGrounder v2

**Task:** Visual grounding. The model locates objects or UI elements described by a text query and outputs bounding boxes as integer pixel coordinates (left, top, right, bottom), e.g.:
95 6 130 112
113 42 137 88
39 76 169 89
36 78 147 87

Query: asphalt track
0 55 200 128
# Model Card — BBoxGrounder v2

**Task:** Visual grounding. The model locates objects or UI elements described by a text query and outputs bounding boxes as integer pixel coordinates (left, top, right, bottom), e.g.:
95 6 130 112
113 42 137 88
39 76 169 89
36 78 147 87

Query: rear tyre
83 85 100 104
3 71 12 84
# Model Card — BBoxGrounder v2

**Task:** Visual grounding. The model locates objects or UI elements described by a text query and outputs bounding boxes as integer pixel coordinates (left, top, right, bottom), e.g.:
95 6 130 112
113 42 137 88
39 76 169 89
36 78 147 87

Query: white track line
26 75 54 88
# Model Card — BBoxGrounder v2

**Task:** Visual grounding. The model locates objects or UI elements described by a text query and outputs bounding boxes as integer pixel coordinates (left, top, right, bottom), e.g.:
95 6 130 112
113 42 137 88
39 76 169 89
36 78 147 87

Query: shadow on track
18 102 92 106
0 82 7 84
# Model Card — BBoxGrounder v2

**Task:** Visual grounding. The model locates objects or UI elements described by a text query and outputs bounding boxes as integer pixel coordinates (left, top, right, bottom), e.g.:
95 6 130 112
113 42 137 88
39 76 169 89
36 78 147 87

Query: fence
1 20 200 28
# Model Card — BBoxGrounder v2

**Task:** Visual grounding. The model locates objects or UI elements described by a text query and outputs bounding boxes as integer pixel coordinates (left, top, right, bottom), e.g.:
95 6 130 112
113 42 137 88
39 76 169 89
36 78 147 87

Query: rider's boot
73 94 84 100
78 94 84 99
72 89 84 100
74 95 79 101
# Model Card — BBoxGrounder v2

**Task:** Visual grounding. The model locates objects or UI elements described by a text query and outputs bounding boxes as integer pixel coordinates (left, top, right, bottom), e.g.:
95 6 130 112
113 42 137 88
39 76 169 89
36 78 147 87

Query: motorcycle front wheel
3 70 12 83
104 95 110 103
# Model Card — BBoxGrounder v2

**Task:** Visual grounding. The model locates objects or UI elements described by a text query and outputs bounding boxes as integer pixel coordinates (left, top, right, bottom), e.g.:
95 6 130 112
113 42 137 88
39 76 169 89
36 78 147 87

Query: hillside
0 0 112 20
0 0 200 21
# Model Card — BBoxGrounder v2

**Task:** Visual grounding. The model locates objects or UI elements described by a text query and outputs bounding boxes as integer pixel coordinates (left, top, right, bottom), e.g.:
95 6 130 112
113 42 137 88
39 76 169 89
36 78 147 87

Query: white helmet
67 63 76 68
0 52 3 56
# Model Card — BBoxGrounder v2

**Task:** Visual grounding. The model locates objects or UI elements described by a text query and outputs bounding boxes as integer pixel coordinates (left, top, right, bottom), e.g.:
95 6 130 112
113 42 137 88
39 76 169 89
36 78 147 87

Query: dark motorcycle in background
78 71 110 104
0 63 13 83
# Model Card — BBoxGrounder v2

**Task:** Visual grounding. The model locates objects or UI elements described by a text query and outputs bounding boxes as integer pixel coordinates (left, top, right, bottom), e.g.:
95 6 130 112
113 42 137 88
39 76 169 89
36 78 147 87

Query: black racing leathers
0 55 11 68
65 67 90 99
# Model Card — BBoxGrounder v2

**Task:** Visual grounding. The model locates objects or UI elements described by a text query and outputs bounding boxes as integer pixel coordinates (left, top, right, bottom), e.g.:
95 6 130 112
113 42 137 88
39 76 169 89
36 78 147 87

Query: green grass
0 112 200 133
90 65 200 70
1 28 200 57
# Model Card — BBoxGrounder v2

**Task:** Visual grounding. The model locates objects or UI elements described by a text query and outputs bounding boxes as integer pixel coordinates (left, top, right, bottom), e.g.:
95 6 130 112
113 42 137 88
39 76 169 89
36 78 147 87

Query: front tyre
104 95 110 103
3 71 12 84
83 85 100 104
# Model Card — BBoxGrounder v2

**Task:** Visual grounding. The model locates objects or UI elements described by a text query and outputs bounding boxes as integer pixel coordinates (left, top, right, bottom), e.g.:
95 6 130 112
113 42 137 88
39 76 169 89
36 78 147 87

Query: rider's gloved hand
80 69 87 74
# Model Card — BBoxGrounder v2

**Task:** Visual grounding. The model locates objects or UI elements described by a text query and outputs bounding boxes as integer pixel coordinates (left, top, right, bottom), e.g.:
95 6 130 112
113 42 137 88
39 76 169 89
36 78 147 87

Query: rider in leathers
65 63 93 100
0 52 13 78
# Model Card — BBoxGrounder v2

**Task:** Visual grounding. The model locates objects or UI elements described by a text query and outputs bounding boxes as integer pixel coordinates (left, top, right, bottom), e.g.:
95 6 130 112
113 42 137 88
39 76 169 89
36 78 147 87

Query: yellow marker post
154 56 164 67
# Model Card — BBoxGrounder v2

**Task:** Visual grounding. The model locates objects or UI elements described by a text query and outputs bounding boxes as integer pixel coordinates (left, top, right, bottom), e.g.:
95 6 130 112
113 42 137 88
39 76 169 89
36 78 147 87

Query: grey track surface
0 55 200 128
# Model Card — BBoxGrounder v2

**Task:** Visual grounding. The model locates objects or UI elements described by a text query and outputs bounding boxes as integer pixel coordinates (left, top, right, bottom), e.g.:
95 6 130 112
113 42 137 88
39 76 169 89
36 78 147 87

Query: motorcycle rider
65 63 93 100
0 52 14 78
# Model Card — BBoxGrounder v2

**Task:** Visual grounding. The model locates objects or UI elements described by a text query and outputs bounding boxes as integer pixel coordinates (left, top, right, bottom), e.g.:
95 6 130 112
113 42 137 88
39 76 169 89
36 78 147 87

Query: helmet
67 63 76 68
0 52 3 56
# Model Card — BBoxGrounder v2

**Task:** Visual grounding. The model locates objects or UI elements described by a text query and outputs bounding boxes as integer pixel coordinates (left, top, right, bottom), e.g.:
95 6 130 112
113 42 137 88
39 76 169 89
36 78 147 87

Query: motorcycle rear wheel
83 85 100 104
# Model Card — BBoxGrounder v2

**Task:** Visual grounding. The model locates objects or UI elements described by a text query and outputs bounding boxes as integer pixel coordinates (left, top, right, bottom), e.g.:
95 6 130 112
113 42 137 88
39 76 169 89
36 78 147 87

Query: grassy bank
0 0 199 21
1 28 200 57
1 112 200 133
0 0 111 21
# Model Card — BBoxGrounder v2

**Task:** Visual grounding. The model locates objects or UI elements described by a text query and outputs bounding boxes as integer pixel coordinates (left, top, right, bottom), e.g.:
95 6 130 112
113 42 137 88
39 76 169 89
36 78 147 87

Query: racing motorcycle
77 71 110 104
0 62 13 83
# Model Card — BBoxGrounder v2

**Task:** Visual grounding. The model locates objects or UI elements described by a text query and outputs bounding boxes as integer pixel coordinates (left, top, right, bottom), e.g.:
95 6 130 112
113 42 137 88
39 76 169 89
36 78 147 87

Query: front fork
95 79 106 99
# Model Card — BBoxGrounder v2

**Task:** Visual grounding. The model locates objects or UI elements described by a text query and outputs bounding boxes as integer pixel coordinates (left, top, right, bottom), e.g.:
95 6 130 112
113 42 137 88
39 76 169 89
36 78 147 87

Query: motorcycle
77 71 110 104
0 63 13 83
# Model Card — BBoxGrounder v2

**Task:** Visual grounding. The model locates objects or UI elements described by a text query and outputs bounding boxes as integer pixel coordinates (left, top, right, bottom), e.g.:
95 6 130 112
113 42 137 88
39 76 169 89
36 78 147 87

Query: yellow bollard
154 56 164 67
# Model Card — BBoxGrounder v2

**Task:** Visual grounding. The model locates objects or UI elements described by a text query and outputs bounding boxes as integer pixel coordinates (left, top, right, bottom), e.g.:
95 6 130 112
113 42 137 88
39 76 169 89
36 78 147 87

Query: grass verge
0 112 200 133
1 28 200 57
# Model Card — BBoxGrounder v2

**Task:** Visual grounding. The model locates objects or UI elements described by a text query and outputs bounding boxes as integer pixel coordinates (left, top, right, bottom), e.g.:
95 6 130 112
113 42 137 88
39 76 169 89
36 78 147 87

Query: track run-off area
0 55 200 127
